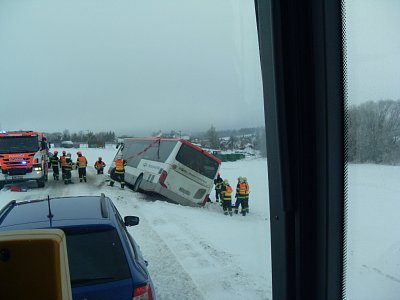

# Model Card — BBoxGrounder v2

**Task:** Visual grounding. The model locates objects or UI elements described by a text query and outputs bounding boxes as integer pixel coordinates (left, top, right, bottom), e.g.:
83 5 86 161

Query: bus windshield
0 136 39 153
175 143 219 179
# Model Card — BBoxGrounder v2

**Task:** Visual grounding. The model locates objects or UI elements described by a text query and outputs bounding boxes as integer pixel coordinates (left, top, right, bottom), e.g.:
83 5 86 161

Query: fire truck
0 131 49 189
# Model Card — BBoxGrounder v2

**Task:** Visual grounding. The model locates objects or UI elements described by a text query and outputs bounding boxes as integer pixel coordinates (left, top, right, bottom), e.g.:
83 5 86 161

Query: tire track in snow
362 265 400 284
138 204 271 300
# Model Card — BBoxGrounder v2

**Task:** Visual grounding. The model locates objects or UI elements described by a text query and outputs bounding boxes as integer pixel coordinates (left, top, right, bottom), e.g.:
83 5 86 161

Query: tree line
45 130 116 143
347 99 400 164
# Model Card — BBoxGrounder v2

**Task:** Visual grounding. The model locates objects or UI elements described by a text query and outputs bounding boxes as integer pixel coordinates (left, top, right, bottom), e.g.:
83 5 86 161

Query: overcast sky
0 0 264 135
1 1 399 135
345 0 400 105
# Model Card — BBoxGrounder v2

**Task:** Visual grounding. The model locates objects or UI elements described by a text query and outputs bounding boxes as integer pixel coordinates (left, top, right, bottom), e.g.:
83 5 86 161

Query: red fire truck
0 131 49 189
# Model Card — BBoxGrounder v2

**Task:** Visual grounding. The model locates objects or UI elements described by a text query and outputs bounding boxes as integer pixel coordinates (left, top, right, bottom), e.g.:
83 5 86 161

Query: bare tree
207 125 219 149
347 100 400 164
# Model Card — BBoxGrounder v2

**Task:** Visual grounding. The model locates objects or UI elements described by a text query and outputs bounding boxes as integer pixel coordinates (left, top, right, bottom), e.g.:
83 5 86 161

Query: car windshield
0 136 39 153
0 1 271 299
64 227 131 287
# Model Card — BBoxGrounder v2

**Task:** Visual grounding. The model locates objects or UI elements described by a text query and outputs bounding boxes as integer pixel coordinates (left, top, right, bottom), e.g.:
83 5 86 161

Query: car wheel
133 174 143 192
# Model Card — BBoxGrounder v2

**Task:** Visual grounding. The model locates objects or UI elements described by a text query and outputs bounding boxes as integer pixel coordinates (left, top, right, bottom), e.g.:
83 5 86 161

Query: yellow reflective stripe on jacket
115 159 126 173
223 185 233 200
238 183 247 195
60 156 67 167
77 156 87 168
245 183 250 195
64 159 73 171
49 156 59 166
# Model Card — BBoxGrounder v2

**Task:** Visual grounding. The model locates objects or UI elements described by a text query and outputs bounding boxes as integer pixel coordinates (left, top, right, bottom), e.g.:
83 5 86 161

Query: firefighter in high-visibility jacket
221 179 233 216
49 150 60 180
59 150 67 180
64 153 74 184
242 177 250 214
213 173 223 202
110 153 127 188
76 151 88 182
234 177 250 216
94 157 106 174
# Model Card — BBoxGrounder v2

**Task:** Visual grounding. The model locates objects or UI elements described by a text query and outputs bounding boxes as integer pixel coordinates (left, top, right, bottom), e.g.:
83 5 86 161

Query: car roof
0 195 115 230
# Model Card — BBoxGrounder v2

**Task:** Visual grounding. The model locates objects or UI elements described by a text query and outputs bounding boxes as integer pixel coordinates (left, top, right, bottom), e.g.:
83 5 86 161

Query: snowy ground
2 147 399 299
0 146 272 300
345 164 400 300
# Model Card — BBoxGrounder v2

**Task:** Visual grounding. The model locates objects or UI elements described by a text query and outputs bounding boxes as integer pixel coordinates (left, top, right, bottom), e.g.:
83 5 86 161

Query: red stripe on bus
122 137 221 164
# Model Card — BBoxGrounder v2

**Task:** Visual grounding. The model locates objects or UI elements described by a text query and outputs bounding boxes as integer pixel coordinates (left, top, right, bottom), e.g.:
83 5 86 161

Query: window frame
256 0 345 299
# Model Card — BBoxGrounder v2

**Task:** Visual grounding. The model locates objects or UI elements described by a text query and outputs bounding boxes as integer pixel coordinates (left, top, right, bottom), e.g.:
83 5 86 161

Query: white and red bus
108 138 221 206
0 131 49 188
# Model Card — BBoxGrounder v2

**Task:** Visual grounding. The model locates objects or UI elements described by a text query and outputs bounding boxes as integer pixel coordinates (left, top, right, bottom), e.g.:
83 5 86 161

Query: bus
0 131 49 189
108 138 221 207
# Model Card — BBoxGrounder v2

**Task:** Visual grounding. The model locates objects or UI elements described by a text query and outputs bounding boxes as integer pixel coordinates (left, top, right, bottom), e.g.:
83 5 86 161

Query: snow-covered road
0 147 273 299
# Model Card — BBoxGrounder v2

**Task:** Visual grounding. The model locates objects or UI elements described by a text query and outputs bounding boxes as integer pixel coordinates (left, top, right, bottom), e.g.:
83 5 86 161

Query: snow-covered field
0 146 272 300
1 147 399 299
345 164 400 300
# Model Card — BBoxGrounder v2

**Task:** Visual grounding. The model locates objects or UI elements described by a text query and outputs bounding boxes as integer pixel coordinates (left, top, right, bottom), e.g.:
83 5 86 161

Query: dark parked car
0 194 155 300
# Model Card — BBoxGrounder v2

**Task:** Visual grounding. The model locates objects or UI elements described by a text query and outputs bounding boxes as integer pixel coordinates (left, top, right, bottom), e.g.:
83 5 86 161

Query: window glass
124 139 178 167
0 1 271 299
344 1 400 299
176 143 219 179
65 228 131 287
0 136 39 153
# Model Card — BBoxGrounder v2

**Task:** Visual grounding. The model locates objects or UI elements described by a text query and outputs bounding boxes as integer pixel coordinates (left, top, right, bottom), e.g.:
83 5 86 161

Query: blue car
0 194 155 300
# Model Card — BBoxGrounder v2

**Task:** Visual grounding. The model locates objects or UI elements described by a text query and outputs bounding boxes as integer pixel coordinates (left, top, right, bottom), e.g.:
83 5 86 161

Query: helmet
238 176 243 182
67 153 71 157
117 153 123 159
53 150 58 155
62 150 66 155
98 157 102 160
223 179 229 185
77 151 82 156
243 177 247 182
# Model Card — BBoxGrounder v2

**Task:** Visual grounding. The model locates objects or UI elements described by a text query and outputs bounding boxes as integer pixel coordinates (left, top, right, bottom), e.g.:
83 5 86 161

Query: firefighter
242 177 250 215
64 153 73 184
234 176 250 216
59 150 67 180
94 157 106 174
49 150 60 180
221 179 233 216
233 176 243 214
213 172 223 202
76 151 88 182
109 153 127 189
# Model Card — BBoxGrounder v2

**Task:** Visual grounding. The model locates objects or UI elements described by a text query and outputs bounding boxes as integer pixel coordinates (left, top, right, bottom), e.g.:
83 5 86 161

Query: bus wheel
37 178 45 188
133 174 143 192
